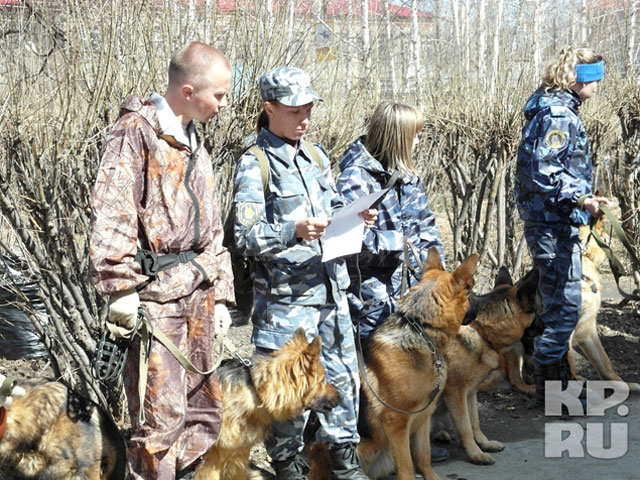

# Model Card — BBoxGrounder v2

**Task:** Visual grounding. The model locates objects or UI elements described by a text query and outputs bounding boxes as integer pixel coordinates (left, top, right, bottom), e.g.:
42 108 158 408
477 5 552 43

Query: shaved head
168 42 231 89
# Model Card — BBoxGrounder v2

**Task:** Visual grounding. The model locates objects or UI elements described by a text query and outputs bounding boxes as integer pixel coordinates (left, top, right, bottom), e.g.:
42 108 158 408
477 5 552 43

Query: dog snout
310 383 342 414
462 294 479 325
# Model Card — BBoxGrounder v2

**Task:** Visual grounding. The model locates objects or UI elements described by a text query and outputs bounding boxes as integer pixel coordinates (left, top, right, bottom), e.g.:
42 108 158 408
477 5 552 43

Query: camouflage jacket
89 96 234 304
336 137 444 331
515 87 593 225
232 128 350 309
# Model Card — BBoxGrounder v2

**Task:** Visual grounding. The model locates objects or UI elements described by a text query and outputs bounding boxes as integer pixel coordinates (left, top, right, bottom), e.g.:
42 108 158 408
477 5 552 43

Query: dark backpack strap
246 145 270 196
303 140 325 170
369 170 401 209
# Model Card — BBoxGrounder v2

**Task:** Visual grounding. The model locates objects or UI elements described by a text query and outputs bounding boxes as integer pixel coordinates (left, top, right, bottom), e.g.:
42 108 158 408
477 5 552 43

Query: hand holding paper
321 189 389 262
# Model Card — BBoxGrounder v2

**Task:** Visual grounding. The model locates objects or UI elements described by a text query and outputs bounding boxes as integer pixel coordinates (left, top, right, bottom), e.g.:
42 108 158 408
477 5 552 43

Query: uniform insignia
236 202 260 227
544 129 567 149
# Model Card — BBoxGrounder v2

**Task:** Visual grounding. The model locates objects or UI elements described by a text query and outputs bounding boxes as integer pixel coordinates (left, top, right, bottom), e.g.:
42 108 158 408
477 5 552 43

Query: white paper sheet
321 188 390 262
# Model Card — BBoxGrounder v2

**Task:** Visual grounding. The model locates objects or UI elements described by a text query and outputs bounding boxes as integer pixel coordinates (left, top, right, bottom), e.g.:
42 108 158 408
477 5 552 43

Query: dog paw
515 383 535 395
468 451 495 465
479 440 504 452
628 382 640 394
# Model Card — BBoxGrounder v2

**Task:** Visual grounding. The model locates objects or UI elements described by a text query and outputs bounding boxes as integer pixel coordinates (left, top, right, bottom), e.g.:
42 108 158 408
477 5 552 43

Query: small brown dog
0 378 126 480
193 328 341 480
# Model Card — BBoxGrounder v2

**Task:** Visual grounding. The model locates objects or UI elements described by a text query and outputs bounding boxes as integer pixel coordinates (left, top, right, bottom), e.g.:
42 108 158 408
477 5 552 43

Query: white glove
214 303 232 338
0 373 26 407
108 288 140 329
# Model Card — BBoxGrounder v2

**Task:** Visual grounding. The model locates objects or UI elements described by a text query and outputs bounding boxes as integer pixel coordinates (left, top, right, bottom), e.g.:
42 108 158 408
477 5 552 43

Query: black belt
135 248 199 278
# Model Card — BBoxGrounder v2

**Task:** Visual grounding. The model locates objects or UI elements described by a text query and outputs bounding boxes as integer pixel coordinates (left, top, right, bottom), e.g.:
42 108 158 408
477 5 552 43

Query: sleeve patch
236 202 260 227
544 129 567 149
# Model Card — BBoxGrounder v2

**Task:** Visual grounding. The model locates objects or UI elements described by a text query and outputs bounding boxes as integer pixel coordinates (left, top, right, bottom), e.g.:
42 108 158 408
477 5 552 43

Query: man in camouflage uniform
89 42 234 479
515 51 608 409
336 133 445 340
232 67 376 480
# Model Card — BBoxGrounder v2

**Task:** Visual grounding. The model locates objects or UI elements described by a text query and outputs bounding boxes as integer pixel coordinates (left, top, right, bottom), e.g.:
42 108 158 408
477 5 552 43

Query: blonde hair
168 42 230 89
542 46 603 90
363 102 423 174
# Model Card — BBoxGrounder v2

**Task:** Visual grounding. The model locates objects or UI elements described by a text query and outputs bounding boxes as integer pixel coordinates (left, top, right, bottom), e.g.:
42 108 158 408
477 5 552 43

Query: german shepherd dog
193 327 341 480
441 267 538 465
0 378 126 480
498 218 640 394
350 249 477 480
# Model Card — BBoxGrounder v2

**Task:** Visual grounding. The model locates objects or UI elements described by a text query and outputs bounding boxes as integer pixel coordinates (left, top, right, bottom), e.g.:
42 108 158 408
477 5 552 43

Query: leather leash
582 201 640 302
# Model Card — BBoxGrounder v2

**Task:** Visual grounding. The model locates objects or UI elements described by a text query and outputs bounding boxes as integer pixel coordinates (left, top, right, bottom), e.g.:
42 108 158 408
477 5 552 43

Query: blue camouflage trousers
524 222 583 365
253 294 360 461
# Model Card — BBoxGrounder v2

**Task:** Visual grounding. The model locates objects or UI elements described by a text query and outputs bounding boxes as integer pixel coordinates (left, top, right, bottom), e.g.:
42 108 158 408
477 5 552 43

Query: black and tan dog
347 249 478 480
0 378 126 480
440 267 538 465
497 218 640 394
193 327 341 480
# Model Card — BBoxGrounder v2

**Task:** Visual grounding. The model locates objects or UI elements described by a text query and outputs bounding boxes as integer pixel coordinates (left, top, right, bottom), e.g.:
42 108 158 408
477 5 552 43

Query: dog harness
356 312 443 415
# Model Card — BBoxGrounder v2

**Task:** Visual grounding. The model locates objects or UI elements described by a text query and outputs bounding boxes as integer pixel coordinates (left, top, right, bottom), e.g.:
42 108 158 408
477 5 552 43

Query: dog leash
582 201 640 302
95 308 245 424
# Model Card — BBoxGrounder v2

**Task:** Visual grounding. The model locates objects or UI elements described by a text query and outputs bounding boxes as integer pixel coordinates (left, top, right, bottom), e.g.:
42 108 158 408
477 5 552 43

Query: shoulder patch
236 202 260 227
544 129 567 149
549 105 569 117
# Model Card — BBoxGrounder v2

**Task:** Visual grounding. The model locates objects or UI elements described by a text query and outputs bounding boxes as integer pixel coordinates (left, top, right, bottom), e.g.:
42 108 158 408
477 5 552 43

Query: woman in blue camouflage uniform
232 67 376 480
515 47 609 409
336 102 445 339
336 102 448 463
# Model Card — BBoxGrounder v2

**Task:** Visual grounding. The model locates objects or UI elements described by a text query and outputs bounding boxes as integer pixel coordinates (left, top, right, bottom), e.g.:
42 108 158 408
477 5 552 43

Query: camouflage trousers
123 284 223 480
252 294 361 460
525 222 583 365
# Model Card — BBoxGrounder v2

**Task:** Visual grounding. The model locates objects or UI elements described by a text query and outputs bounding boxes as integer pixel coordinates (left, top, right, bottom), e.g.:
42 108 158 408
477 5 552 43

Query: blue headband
575 61 604 82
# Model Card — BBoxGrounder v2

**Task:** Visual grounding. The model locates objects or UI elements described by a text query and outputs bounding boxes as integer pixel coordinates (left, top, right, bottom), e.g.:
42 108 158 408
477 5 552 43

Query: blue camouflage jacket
233 128 350 310
337 137 444 337
515 87 593 225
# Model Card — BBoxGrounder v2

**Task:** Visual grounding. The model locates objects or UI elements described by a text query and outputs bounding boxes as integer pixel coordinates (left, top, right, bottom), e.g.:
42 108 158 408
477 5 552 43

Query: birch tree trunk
478 0 486 88
362 0 371 71
385 2 396 97
489 0 504 102
628 1 639 74
188 0 196 37
451 0 460 49
532 0 541 79
265 0 274 35
580 0 588 44
345 0 353 90
463 0 470 81
286 0 295 63
411 0 421 105
204 0 212 39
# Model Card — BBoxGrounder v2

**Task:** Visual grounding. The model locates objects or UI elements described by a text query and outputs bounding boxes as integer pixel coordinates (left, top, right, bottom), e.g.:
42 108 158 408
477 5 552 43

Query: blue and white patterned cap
258 67 323 106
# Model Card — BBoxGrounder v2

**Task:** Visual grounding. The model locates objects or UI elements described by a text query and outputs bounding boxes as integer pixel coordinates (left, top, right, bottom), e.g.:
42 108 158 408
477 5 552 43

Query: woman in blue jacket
337 102 445 339
515 46 608 410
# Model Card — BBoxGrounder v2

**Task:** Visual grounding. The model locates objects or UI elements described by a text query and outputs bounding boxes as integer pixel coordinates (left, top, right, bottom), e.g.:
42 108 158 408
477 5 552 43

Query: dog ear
307 335 322 357
425 247 444 271
516 268 539 311
291 327 308 344
495 266 513 287
453 253 478 287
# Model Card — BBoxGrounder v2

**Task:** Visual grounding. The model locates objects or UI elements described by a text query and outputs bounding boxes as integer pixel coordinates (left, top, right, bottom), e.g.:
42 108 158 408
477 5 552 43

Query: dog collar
0 406 7 443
